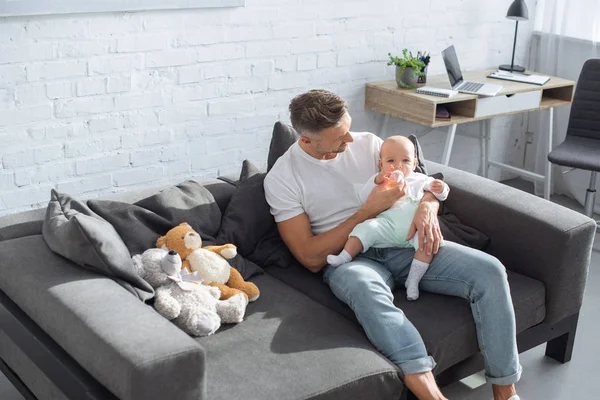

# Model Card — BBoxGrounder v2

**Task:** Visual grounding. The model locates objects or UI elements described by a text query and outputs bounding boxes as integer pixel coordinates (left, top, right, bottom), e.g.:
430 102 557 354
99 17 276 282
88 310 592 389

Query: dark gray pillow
88 180 260 279
88 180 222 257
42 190 154 301
215 160 269 278
87 200 177 257
267 121 299 171
135 180 222 238
218 160 273 257
408 134 428 175
224 160 300 270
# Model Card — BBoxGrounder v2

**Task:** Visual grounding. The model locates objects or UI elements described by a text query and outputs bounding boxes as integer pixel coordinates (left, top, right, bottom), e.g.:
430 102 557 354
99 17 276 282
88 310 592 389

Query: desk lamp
499 0 529 72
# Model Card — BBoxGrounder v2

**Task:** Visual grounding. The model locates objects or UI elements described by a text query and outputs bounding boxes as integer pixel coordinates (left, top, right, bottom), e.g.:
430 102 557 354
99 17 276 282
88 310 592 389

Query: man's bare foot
404 371 448 400
492 384 517 400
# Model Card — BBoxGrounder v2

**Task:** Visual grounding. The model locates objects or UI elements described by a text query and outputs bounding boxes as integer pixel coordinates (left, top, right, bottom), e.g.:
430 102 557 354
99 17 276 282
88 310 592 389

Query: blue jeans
322 241 522 385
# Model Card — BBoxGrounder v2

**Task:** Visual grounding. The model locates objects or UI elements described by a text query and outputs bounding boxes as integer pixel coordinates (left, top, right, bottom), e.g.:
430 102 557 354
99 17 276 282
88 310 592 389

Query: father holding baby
264 89 521 400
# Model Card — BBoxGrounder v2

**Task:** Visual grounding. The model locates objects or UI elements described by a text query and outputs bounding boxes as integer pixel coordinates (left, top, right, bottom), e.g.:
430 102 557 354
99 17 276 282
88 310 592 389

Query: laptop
441 45 502 96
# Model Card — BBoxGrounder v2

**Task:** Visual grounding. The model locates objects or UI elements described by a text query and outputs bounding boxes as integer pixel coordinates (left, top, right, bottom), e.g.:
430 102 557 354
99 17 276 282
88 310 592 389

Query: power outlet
525 131 534 144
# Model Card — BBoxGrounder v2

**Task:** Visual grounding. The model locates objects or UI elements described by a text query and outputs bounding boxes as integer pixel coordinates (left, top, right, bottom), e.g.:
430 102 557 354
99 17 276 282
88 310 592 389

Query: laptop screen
441 45 463 88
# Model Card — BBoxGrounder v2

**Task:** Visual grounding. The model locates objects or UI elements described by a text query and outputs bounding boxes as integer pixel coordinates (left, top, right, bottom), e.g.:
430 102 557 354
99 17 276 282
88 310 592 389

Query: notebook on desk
488 70 550 85
416 86 458 98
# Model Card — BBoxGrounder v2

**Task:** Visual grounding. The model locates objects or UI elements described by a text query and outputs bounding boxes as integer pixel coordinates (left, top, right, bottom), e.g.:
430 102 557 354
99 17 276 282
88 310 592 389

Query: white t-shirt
264 132 383 235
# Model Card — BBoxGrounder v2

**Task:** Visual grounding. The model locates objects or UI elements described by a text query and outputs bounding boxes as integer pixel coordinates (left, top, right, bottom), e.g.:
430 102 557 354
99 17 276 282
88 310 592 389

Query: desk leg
441 124 457 166
480 120 491 178
544 108 554 200
379 114 390 138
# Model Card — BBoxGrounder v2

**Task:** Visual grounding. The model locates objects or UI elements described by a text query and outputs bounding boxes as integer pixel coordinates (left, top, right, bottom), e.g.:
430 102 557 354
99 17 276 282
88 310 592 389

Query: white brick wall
0 0 536 215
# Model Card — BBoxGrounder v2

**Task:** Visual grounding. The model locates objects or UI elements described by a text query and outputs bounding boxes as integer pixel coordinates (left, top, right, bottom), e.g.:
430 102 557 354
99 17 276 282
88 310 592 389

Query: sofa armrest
427 162 596 325
0 235 206 400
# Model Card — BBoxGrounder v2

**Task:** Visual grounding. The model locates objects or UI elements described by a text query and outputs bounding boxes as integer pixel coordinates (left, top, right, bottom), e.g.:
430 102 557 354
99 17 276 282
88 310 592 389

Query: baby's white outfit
350 172 449 251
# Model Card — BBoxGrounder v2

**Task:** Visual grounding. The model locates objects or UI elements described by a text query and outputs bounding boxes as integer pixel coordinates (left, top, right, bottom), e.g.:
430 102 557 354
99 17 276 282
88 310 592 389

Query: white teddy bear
133 248 247 337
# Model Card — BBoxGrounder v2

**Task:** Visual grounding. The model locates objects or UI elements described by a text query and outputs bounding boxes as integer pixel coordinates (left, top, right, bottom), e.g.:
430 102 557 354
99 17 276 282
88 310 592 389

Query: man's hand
430 179 444 195
374 165 395 185
359 180 407 220
406 193 442 255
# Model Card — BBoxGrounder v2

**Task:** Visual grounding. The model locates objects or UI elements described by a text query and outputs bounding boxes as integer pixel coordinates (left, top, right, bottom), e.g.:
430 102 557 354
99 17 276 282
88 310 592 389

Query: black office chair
548 58 600 229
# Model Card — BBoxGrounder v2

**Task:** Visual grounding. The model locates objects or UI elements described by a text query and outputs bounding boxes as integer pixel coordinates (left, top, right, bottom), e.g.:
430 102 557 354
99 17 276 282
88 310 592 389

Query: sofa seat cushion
267 264 546 375
196 274 404 400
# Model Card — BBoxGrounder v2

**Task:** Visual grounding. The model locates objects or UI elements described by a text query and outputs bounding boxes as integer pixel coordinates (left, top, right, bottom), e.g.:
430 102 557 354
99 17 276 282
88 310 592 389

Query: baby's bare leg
327 236 364 267
344 236 364 257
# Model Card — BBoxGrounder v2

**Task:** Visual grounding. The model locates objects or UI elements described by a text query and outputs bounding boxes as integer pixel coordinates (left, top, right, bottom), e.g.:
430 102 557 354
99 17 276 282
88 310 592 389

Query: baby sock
327 250 352 267
405 259 430 301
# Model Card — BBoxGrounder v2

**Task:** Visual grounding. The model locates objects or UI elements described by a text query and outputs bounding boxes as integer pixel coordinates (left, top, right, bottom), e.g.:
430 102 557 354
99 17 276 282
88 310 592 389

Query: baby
327 135 449 300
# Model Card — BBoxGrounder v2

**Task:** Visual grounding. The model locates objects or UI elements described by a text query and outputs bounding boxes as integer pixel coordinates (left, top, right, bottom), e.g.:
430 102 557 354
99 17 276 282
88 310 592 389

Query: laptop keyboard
459 81 484 92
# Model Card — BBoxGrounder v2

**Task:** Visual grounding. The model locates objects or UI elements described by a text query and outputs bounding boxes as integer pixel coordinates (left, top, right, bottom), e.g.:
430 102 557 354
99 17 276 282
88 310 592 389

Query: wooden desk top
365 69 576 127
367 69 575 104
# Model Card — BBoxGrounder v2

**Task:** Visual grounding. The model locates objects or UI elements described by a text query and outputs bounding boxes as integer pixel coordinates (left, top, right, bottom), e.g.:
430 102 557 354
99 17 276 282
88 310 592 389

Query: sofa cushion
99 179 235 214
0 235 206 400
267 121 299 171
214 160 268 278
438 204 490 250
266 263 545 375
197 273 404 400
0 220 43 241
203 180 237 214
0 208 46 242
216 160 298 273
217 160 271 258
88 180 221 256
42 190 154 301
408 134 428 175
0 208 45 230
88 179 260 279
135 179 222 238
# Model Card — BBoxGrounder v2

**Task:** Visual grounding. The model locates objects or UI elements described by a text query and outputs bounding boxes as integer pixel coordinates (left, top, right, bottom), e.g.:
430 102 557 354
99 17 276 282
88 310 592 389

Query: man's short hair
289 90 348 135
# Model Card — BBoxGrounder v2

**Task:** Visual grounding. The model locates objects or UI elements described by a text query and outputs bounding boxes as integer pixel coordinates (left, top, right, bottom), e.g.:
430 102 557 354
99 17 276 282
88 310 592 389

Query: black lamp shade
506 0 529 21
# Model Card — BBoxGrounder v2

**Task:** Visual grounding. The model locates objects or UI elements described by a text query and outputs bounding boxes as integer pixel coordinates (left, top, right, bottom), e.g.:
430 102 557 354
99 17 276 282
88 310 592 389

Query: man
264 89 521 400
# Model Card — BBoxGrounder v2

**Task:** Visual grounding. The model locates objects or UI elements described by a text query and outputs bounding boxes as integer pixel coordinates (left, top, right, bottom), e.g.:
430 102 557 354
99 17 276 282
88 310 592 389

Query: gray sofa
0 161 596 400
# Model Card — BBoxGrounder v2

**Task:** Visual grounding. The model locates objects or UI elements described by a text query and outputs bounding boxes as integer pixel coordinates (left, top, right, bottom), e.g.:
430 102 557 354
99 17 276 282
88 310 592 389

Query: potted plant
388 49 426 88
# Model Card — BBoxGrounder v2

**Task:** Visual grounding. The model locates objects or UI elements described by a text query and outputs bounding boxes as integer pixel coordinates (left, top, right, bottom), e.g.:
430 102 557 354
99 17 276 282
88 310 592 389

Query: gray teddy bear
133 248 248 337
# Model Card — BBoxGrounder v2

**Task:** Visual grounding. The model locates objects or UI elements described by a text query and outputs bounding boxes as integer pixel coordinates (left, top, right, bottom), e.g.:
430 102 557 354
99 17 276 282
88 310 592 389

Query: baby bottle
388 170 405 186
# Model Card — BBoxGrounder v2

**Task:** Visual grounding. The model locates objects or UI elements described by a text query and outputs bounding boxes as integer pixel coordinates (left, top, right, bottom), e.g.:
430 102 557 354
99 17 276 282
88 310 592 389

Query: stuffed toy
156 223 260 302
133 248 247 337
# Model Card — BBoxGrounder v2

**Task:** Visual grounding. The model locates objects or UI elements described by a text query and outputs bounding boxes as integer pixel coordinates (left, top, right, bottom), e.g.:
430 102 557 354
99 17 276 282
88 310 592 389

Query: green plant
387 49 426 79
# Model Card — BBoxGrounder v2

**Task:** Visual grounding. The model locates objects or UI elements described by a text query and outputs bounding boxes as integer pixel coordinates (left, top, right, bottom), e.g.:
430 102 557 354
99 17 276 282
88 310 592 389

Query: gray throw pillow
218 161 273 257
88 179 259 278
88 180 222 257
215 160 268 278
408 134 428 175
267 121 299 171
42 190 154 301
217 160 301 273
135 180 222 238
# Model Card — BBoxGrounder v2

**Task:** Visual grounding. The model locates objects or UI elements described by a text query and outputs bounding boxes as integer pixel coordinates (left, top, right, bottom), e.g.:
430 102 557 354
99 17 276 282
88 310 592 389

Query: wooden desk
365 69 575 199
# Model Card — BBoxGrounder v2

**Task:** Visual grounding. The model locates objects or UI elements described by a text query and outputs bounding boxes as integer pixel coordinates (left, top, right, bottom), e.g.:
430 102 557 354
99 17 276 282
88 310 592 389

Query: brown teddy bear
156 223 260 302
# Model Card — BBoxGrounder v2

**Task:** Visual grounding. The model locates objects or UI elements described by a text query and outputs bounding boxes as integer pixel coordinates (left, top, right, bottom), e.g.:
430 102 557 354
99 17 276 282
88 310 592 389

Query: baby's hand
430 179 444 194
374 165 395 185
